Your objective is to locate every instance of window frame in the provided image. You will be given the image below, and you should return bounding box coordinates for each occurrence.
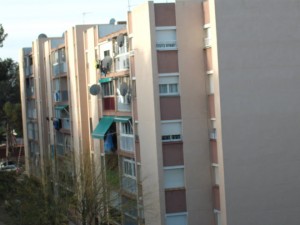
[122,158,136,179]
[158,73,180,96]
[165,212,188,225]
[161,120,182,142]
[101,81,114,97]
[163,166,185,189]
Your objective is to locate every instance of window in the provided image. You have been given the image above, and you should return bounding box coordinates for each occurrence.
[164,166,185,189]
[102,81,114,96]
[214,210,221,225]
[122,158,136,178]
[210,119,217,140]
[156,28,177,50]
[120,122,133,135]
[161,120,182,142]
[165,213,187,225]
[212,164,219,185]
[119,122,134,152]
[122,158,137,193]
[159,75,179,96]
[204,27,212,48]
[104,50,110,57]
[208,73,214,94]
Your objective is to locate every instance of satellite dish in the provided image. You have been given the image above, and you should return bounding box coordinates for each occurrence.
[119,82,128,96]
[109,18,116,25]
[89,84,101,95]
[38,33,47,39]
[117,34,124,47]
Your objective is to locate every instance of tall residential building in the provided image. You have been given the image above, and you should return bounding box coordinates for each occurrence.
[203,0,300,224]
[19,1,300,225]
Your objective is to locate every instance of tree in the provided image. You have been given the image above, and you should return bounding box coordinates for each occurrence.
[0,58,22,147]
[71,152,123,225]
[3,172,71,225]
[3,151,143,225]
[0,24,7,47]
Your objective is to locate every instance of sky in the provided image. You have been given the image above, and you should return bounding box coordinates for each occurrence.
[0,0,174,61]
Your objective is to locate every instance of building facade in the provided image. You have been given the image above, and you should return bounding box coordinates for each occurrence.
[19,1,300,225]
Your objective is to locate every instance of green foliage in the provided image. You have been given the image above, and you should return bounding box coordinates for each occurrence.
[0,172,18,200]
[0,58,22,143]
[2,173,70,225]
[0,24,7,47]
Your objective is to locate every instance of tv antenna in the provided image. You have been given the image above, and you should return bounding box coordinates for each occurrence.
[82,12,92,24]
[128,0,131,11]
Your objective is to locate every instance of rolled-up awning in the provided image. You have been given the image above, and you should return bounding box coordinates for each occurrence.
[92,116,114,139]
[54,105,68,111]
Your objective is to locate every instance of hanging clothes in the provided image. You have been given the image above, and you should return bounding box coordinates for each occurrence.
[104,132,115,153]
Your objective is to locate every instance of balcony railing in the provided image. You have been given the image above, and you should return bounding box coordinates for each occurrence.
[210,128,217,140]
[204,37,212,48]
[117,95,131,112]
[25,66,33,77]
[61,118,71,130]
[27,109,37,119]
[156,40,177,50]
[122,176,137,194]
[115,54,129,71]
[53,62,67,76]
[120,135,134,152]
[26,87,35,97]
[53,90,68,102]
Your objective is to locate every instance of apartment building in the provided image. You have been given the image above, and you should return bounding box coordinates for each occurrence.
[19,1,300,225]
[19,25,95,183]
[82,2,214,225]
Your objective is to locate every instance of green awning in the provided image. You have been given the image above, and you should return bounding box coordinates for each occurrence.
[92,116,114,139]
[54,105,68,111]
[99,77,112,83]
[114,116,131,123]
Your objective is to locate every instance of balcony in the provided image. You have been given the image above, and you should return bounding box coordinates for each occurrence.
[27,109,37,119]
[61,118,71,130]
[26,87,35,98]
[156,40,177,50]
[53,90,68,102]
[53,62,67,76]
[210,128,217,140]
[115,54,129,72]
[119,135,134,152]
[122,176,137,194]
[117,95,131,112]
[25,65,33,77]
[204,37,212,48]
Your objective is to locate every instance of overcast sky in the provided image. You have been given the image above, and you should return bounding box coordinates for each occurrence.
[0,0,174,61]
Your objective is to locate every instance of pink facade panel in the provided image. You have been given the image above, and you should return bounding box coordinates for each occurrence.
[165,189,187,213]
[154,3,176,27]
[210,140,218,164]
[163,142,184,166]
[128,12,132,34]
[209,94,215,118]
[157,51,179,73]
[205,48,213,71]
[213,186,220,210]
[203,1,210,25]
[160,96,181,120]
